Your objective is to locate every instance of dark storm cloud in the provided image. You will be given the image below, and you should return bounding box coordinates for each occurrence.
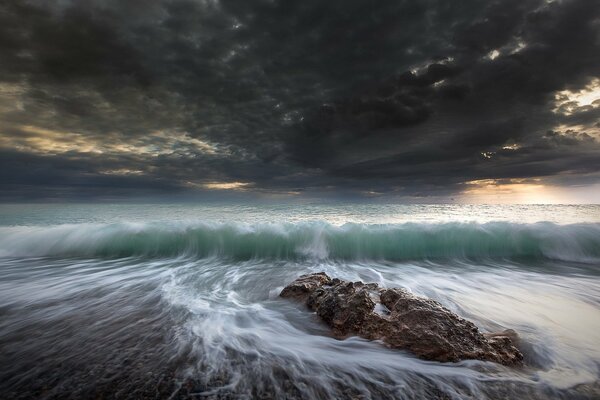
[0,0,598,200]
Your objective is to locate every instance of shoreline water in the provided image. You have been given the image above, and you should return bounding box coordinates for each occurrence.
[0,204,599,399]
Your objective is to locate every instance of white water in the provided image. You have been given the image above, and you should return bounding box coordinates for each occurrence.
[0,204,599,399]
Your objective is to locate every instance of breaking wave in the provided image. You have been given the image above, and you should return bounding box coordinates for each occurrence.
[1,221,599,262]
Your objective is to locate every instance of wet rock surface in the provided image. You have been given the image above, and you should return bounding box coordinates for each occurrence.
[281,272,523,365]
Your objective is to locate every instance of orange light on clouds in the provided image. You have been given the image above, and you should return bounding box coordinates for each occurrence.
[184,181,252,191]
[459,179,600,204]
[0,125,220,157]
[202,181,251,190]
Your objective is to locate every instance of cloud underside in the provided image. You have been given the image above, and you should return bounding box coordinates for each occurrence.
[0,0,599,202]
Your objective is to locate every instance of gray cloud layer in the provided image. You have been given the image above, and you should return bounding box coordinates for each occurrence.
[0,0,599,201]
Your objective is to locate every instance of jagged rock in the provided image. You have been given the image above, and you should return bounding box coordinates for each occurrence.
[281,273,523,365]
[279,272,332,299]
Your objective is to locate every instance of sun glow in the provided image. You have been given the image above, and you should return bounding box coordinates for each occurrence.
[458,178,594,204]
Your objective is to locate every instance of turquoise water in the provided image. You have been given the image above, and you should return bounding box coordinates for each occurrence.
[1,203,599,225]
[1,204,599,399]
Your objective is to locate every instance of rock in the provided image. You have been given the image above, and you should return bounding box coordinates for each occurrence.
[280,272,332,300]
[281,273,523,365]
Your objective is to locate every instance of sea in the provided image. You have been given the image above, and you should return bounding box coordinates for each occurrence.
[0,203,599,399]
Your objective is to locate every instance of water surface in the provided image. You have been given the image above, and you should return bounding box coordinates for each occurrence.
[1,204,599,399]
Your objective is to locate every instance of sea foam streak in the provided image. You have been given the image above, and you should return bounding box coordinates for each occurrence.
[0,221,599,262]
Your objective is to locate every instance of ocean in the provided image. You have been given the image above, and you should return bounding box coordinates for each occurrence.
[0,203,599,399]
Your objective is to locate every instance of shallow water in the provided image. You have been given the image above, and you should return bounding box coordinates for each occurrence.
[0,204,599,399]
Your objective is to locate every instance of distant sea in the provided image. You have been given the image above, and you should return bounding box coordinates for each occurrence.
[1,203,599,399]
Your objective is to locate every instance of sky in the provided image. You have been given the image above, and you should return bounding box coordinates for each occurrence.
[0,0,599,203]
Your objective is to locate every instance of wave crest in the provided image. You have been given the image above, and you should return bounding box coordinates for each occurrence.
[0,221,599,262]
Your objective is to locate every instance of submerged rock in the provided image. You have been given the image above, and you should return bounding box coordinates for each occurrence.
[281,273,523,365]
